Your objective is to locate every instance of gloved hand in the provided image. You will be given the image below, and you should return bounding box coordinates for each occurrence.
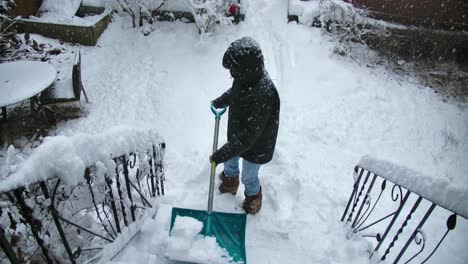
[210,152,221,164]
[211,100,222,109]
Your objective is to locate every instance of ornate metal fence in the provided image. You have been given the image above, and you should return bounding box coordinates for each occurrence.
[342,161,466,263]
[0,141,166,264]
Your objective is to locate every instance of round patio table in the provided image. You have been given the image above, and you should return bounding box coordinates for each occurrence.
[0,61,57,120]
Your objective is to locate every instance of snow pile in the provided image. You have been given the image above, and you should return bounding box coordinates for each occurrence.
[97,205,160,263]
[39,0,82,18]
[319,0,365,26]
[25,0,108,26]
[0,146,24,181]
[83,0,111,7]
[83,0,191,12]
[167,216,233,264]
[162,0,193,13]
[27,11,107,26]
[28,13,106,26]
[288,0,320,25]
[359,156,468,219]
[0,126,164,193]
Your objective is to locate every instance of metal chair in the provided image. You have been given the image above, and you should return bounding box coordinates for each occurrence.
[40,50,89,105]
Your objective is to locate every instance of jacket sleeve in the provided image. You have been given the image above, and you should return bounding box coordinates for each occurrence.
[212,88,232,108]
[211,94,273,164]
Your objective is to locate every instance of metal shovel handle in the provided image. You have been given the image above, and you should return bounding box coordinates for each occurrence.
[208,103,226,213]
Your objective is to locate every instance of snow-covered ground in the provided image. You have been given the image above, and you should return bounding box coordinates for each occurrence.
[19,0,467,263]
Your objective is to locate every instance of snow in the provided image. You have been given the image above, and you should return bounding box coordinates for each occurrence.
[0,61,56,107]
[2,0,468,263]
[96,205,160,263]
[27,13,106,26]
[162,0,193,13]
[39,0,82,18]
[22,0,108,26]
[167,216,233,263]
[0,126,163,193]
[288,0,320,25]
[226,36,261,56]
[51,78,76,98]
[358,156,468,219]
[64,0,468,261]
[83,0,110,7]
[83,0,194,12]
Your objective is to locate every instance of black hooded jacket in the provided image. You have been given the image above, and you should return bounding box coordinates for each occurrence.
[211,37,280,165]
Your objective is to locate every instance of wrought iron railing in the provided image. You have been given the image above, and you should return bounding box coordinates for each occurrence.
[342,158,467,263]
[0,132,166,264]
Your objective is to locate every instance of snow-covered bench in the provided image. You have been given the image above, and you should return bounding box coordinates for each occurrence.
[0,127,166,263]
[342,156,467,263]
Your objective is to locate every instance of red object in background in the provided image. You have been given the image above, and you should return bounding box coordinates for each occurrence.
[229,4,237,15]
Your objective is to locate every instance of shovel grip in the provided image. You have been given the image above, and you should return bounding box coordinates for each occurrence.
[211,103,226,119]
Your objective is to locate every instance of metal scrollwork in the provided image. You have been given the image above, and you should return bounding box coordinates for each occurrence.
[354,195,372,231]
[381,197,423,261]
[342,166,461,264]
[420,214,457,263]
[354,179,387,232]
[347,171,371,224]
[392,184,403,203]
[129,153,137,169]
[403,229,426,264]
[358,182,407,234]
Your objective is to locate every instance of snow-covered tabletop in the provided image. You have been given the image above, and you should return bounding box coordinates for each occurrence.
[0,61,57,107]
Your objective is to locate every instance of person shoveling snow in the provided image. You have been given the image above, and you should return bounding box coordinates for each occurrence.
[167,216,236,264]
[169,37,279,263]
[211,37,281,215]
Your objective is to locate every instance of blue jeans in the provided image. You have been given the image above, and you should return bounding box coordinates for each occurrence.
[223,156,261,196]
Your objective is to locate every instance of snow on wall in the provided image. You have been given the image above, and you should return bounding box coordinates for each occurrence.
[83,0,111,7]
[26,0,111,26]
[161,0,193,12]
[83,0,193,12]
[358,156,468,219]
[0,126,164,194]
[27,13,107,26]
[288,0,320,25]
[39,0,82,18]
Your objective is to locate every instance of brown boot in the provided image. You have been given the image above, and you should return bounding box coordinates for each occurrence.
[219,172,239,195]
[242,188,262,215]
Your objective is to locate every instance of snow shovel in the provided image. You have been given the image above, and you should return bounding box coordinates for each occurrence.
[170,104,247,263]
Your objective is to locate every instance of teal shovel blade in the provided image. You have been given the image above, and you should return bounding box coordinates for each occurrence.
[170,207,247,263]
